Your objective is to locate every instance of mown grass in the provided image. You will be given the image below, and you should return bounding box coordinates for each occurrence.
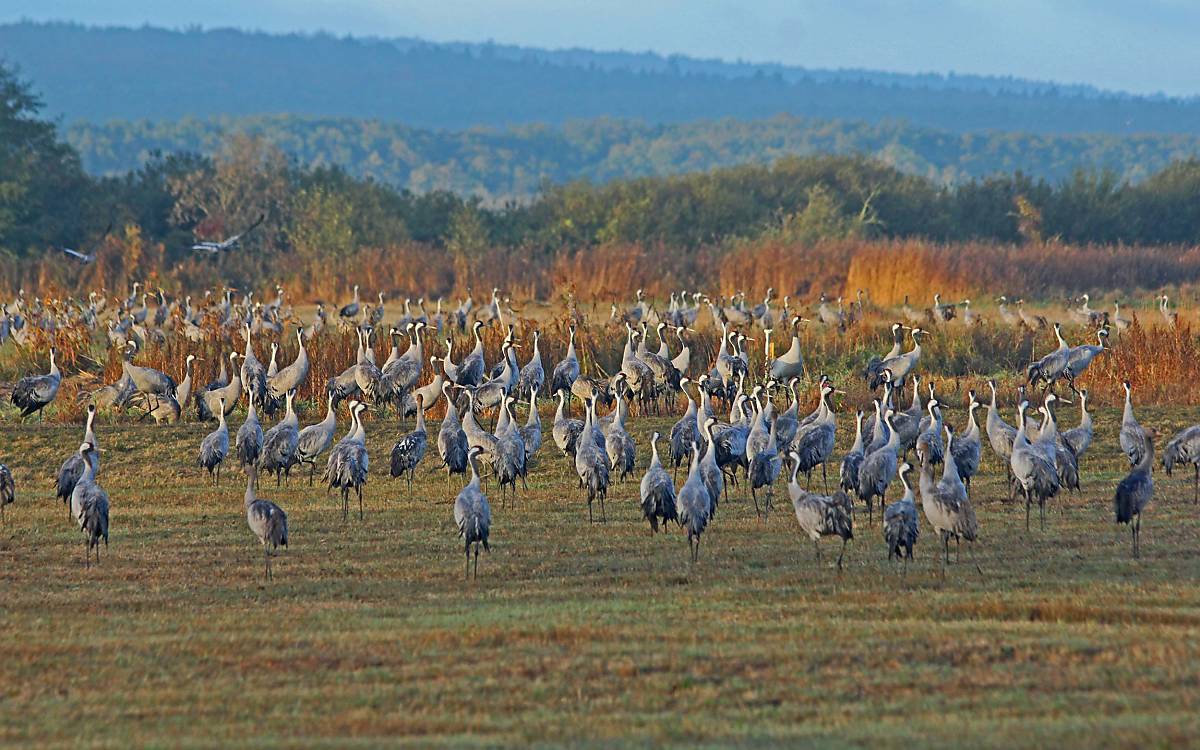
[2,398,1200,747]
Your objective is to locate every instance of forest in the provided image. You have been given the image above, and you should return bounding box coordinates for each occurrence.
[4,21,1200,135]
[66,114,1200,200]
[5,61,1200,299]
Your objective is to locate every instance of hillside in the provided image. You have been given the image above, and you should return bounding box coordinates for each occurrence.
[65,114,1200,200]
[4,21,1200,135]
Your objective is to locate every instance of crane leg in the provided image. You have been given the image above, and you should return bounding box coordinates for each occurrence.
[474,546,480,579]
[751,487,761,520]
[358,485,364,521]
[465,544,471,579]
[836,539,846,571]
[968,542,984,576]
[822,462,828,493]
[1024,489,1031,531]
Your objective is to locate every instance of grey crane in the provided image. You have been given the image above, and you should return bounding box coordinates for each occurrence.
[791,381,838,491]
[56,404,99,517]
[857,410,899,522]
[1026,323,1071,392]
[748,416,783,520]
[985,379,1019,499]
[772,377,801,452]
[0,462,13,524]
[744,387,774,460]
[491,395,527,501]
[268,328,309,400]
[457,320,487,387]
[697,417,725,517]
[235,393,264,469]
[917,428,982,576]
[1162,424,1200,504]
[839,410,866,497]
[997,296,1019,326]
[244,466,288,581]
[390,394,429,492]
[552,388,585,457]
[671,326,692,376]
[767,316,807,382]
[677,445,712,562]
[864,323,905,387]
[605,388,637,483]
[1120,381,1147,466]
[121,341,176,400]
[1065,328,1109,382]
[260,389,300,486]
[190,213,264,253]
[437,382,470,486]
[883,462,920,572]
[70,443,109,568]
[198,398,230,485]
[239,323,268,407]
[1111,302,1131,332]
[915,396,945,467]
[399,356,446,418]
[640,432,679,533]
[454,446,492,578]
[353,328,384,404]
[175,354,198,413]
[198,353,241,420]
[11,346,61,418]
[296,394,338,485]
[382,322,427,410]
[516,329,545,398]
[458,389,499,466]
[324,400,370,521]
[1115,428,1157,558]
[1158,294,1177,328]
[1037,394,1079,496]
[886,375,924,456]
[669,379,700,478]
[266,342,279,379]
[1010,401,1060,531]
[519,390,542,470]
[551,325,580,395]
[575,398,612,523]
[87,372,135,413]
[339,284,361,321]
[950,395,983,495]
[1062,388,1093,459]
[869,328,925,391]
[788,452,854,570]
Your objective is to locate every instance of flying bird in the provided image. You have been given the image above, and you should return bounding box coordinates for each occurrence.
[55,221,112,265]
[190,214,266,253]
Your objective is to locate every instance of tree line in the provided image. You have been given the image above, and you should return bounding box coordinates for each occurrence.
[67,114,1200,202]
[6,21,1200,136]
[4,63,1200,290]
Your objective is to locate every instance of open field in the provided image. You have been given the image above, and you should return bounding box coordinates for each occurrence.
[3,400,1200,747]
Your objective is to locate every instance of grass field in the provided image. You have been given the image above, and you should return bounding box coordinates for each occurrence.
[3,398,1200,747]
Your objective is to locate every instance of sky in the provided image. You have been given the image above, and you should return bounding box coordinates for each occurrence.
[5,0,1196,97]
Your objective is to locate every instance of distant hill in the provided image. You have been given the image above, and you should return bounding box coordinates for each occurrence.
[4,21,1200,135]
[66,114,1200,200]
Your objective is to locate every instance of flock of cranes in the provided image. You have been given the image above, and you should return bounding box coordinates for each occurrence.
[0,284,1191,579]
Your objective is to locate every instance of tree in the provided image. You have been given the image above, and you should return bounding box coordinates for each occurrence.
[0,63,90,256]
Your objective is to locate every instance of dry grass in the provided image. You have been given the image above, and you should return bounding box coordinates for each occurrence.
[9,236,1200,311]
[2,399,1200,746]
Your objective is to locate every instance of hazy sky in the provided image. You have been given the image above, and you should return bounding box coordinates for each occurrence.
[5,0,1195,96]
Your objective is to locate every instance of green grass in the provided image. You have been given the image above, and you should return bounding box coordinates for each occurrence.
[2,402,1200,747]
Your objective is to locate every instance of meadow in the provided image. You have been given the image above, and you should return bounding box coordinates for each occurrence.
[3,395,1200,747]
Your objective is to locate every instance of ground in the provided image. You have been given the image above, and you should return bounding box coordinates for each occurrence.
[2,400,1199,747]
